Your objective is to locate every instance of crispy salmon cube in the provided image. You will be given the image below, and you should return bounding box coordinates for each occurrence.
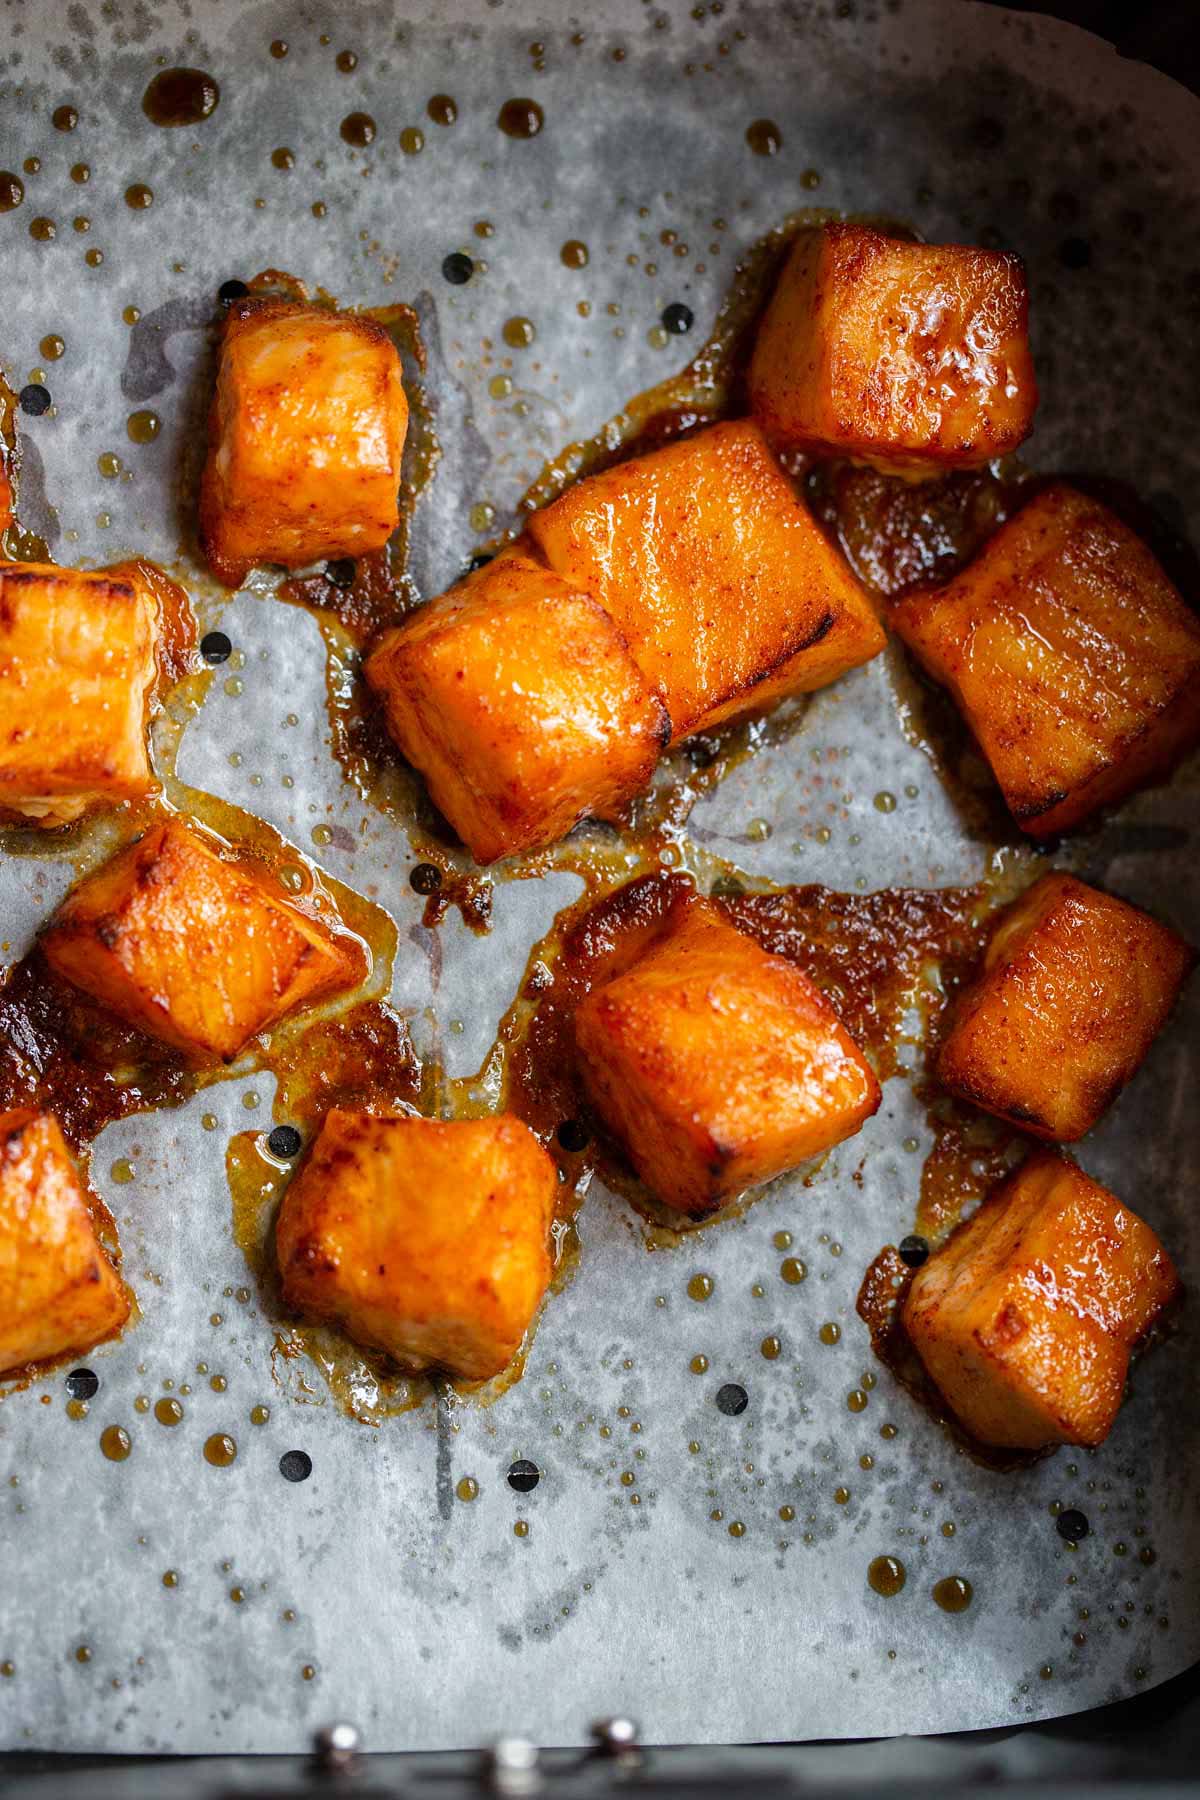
[893,485,1200,834]
[275,1111,556,1380]
[0,1108,129,1376]
[904,1150,1179,1448]
[41,817,363,1061]
[0,560,158,826]
[199,295,408,588]
[574,893,880,1215]
[364,547,668,863]
[526,419,884,740]
[939,873,1193,1141]
[748,223,1037,470]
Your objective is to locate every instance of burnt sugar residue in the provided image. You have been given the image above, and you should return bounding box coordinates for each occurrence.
[915,1098,1021,1244]
[142,68,221,128]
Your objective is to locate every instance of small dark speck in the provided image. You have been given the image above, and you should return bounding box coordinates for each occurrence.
[1056,1508,1090,1543]
[66,1369,99,1401]
[507,1458,540,1492]
[662,301,694,335]
[19,384,51,416]
[218,278,249,302]
[325,558,356,589]
[410,862,442,896]
[716,1383,748,1416]
[898,1235,929,1269]
[267,1125,303,1159]
[557,1119,590,1153]
[200,631,232,665]
[1058,237,1092,270]
[279,1450,313,1483]
[441,251,474,286]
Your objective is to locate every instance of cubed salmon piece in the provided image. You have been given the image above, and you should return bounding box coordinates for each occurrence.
[0,561,158,826]
[364,547,668,863]
[526,419,884,740]
[939,873,1193,1140]
[893,485,1200,834]
[275,1111,556,1380]
[0,1108,129,1376]
[748,223,1037,470]
[41,817,364,1061]
[903,1150,1179,1448]
[199,295,408,587]
[574,893,880,1215]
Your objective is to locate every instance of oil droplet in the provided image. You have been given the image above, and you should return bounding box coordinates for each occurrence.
[311,201,328,219]
[270,39,288,59]
[687,1273,713,1302]
[941,1521,956,1538]
[847,1389,868,1413]
[819,1322,841,1345]
[780,1257,807,1285]
[335,49,358,73]
[97,453,122,480]
[860,1452,875,1471]
[513,1520,530,1539]
[40,334,65,361]
[868,1555,906,1597]
[126,409,160,445]
[728,1520,746,1538]
[779,1505,795,1522]
[428,94,458,126]
[301,1664,316,1681]
[932,1575,973,1613]
[874,791,897,813]
[203,1433,237,1467]
[85,248,103,266]
[271,147,295,170]
[66,1398,89,1421]
[229,1586,245,1604]
[124,183,153,210]
[399,128,424,156]
[340,112,376,147]
[123,304,141,326]
[760,1336,782,1361]
[502,315,536,348]
[834,1486,851,1505]
[561,238,589,268]
[0,173,24,212]
[1,1661,14,1677]
[689,1354,709,1374]
[154,1398,183,1427]
[110,1158,135,1185]
[620,1470,635,1487]
[209,1375,227,1393]
[30,217,56,242]
[746,118,782,156]
[71,163,90,186]
[134,1395,150,1414]
[162,1569,178,1588]
[23,157,40,175]
[469,501,496,533]
[53,104,79,131]
[142,68,220,128]
[201,1113,219,1132]
[456,1476,478,1502]
[880,1422,898,1440]
[489,374,513,400]
[773,1231,793,1250]
[801,168,822,190]
[99,1425,131,1462]
[250,1405,270,1426]
[498,97,544,138]
[75,1645,92,1664]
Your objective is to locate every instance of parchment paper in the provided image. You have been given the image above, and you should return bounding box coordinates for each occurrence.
[0,0,1197,1753]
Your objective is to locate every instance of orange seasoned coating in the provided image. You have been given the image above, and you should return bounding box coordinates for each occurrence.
[41,817,364,1062]
[0,1108,129,1376]
[526,419,884,739]
[275,1111,556,1381]
[199,295,408,587]
[748,223,1036,470]
[893,485,1200,835]
[364,547,668,864]
[0,560,158,826]
[575,894,880,1216]
[904,1150,1180,1449]
[939,873,1193,1141]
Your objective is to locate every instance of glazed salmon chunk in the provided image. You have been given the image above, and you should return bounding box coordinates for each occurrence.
[939,873,1193,1141]
[893,485,1200,835]
[275,1112,556,1380]
[748,223,1037,469]
[575,893,880,1216]
[0,1108,129,1376]
[364,547,668,863]
[0,561,158,826]
[904,1150,1179,1449]
[199,295,408,587]
[41,817,364,1061]
[526,419,885,740]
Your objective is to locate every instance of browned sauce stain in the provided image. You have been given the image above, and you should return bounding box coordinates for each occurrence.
[142,68,220,128]
[497,98,544,139]
[915,1100,1020,1243]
